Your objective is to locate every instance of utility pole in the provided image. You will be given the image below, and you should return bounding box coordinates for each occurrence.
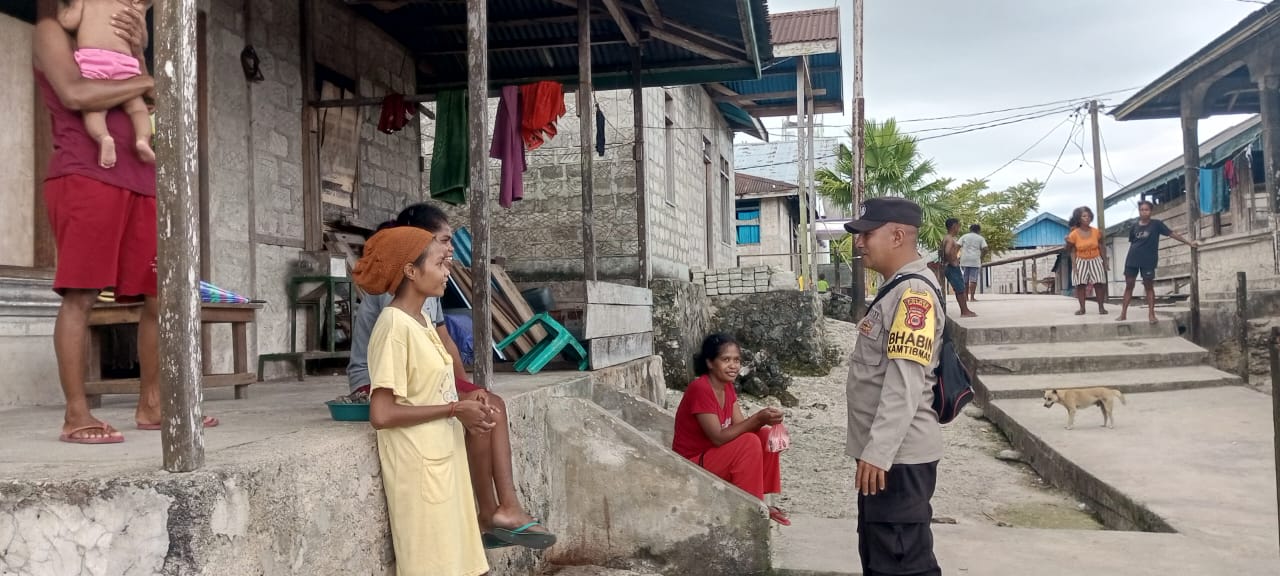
[850,0,867,320]
[1090,102,1111,284]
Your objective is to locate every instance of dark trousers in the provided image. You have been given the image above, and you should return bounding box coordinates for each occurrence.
[856,461,941,576]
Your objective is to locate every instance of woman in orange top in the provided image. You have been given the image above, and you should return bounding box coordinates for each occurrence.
[1064,206,1108,315]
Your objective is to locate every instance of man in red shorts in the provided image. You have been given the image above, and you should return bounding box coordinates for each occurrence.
[34,0,217,443]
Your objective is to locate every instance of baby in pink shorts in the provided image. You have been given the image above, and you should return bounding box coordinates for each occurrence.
[58,0,155,169]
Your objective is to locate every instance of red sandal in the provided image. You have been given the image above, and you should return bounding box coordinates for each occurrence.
[769,506,791,526]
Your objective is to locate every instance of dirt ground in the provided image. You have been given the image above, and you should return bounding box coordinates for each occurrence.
[666,318,1102,530]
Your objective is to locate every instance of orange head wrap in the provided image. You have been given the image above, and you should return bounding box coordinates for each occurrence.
[352,226,435,296]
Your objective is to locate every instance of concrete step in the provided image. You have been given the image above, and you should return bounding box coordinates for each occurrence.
[967,337,1208,375]
[953,316,1178,346]
[987,388,1279,559]
[771,515,1279,575]
[978,366,1242,400]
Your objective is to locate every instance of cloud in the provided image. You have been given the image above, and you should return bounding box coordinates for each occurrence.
[752,0,1261,227]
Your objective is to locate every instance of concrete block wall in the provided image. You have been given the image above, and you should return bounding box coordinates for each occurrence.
[200,0,424,380]
[421,85,736,283]
[985,249,1060,294]
[735,196,796,272]
[691,265,797,297]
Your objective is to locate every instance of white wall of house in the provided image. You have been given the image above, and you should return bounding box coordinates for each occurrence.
[0,0,426,403]
[421,85,738,283]
[736,195,795,270]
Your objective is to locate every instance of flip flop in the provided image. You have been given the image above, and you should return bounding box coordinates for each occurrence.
[137,416,220,430]
[490,520,557,549]
[769,506,791,526]
[59,424,124,445]
[481,533,515,550]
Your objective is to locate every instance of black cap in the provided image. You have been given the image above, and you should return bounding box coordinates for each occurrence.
[843,197,924,233]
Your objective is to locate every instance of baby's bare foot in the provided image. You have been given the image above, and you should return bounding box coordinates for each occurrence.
[99,136,117,169]
[136,140,156,164]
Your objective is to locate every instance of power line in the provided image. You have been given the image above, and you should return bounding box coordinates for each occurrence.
[980,113,1078,181]
[894,87,1143,124]
[1042,114,1084,188]
[1098,125,1126,187]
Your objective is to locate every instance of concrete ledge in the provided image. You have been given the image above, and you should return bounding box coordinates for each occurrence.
[542,398,770,576]
[977,366,1241,401]
[2,356,777,576]
[592,386,675,447]
[991,389,1279,558]
[966,338,1207,375]
[982,399,1175,534]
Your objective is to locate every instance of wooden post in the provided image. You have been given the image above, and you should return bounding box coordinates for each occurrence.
[850,0,867,320]
[795,62,810,291]
[1021,260,1028,294]
[1238,272,1249,380]
[467,0,493,390]
[1031,258,1038,295]
[1269,327,1280,555]
[579,0,598,281]
[1255,72,1280,274]
[155,0,205,472]
[1089,101,1110,286]
[632,48,651,287]
[1181,93,1203,344]
[806,93,819,289]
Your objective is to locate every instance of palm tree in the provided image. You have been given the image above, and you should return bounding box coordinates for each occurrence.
[816,119,952,249]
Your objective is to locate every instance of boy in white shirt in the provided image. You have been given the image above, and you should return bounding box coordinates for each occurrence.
[957,224,988,302]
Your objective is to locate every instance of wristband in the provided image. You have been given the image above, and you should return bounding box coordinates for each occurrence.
[448,402,458,419]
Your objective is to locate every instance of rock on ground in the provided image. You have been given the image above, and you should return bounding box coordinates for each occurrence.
[667,318,1102,530]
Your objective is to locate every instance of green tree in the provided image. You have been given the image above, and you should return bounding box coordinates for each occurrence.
[938,178,1044,257]
[815,119,953,248]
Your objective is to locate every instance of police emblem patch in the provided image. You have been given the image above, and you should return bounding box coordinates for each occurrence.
[902,295,932,330]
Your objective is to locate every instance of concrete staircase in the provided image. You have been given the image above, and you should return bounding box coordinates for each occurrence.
[953,315,1241,405]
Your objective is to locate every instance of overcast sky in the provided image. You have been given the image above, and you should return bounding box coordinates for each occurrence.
[753,0,1263,226]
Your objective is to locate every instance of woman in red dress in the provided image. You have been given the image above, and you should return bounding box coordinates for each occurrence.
[671,334,790,525]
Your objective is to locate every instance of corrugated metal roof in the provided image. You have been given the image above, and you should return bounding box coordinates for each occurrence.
[1112,3,1280,121]
[1103,115,1261,209]
[736,173,798,197]
[719,7,844,119]
[735,138,840,185]
[348,0,773,94]
[769,7,839,44]
[1012,213,1071,249]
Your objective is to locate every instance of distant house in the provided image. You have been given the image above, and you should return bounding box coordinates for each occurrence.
[1012,213,1071,249]
[735,173,800,270]
[985,212,1072,295]
[734,138,840,270]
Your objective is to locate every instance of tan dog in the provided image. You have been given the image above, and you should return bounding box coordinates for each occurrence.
[1043,387,1126,430]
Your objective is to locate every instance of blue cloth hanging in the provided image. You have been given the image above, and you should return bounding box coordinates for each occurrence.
[1199,168,1216,215]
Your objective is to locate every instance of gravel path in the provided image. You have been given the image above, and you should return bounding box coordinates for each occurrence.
[667,318,1102,530]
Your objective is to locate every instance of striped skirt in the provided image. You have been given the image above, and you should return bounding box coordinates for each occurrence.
[1074,256,1106,286]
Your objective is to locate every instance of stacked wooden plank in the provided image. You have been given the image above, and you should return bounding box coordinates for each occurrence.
[520,281,654,370]
[448,262,547,362]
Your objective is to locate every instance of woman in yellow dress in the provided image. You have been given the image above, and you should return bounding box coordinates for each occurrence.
[353,225,498,576]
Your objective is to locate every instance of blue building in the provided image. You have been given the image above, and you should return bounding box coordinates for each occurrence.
[1012,213,1071,249]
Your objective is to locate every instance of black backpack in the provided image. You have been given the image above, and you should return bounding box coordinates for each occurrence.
[868,273,975,425]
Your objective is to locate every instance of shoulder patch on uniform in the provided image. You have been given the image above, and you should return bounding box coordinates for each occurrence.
[887,288,936,365]
[858,309,882,337]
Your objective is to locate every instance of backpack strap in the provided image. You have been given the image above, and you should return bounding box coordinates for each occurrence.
[869,273,946,314]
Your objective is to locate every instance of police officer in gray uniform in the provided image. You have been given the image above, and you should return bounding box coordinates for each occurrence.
[844,197,944,576]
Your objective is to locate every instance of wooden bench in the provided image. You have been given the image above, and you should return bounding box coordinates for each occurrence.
[86,302,261,407]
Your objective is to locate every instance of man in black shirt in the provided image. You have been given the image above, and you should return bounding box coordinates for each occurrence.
[1118,200,1197,323]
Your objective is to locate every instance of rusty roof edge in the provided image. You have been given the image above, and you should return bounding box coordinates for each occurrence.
[1112,3,1280,121]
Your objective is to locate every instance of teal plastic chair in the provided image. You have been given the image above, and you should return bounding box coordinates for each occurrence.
[497,312,589,374]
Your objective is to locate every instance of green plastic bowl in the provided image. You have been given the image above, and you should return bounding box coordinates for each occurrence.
[326,400,370,422]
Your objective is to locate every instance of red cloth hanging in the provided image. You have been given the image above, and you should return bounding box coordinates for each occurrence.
[520,81,566,150]
[377,93,417,134]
